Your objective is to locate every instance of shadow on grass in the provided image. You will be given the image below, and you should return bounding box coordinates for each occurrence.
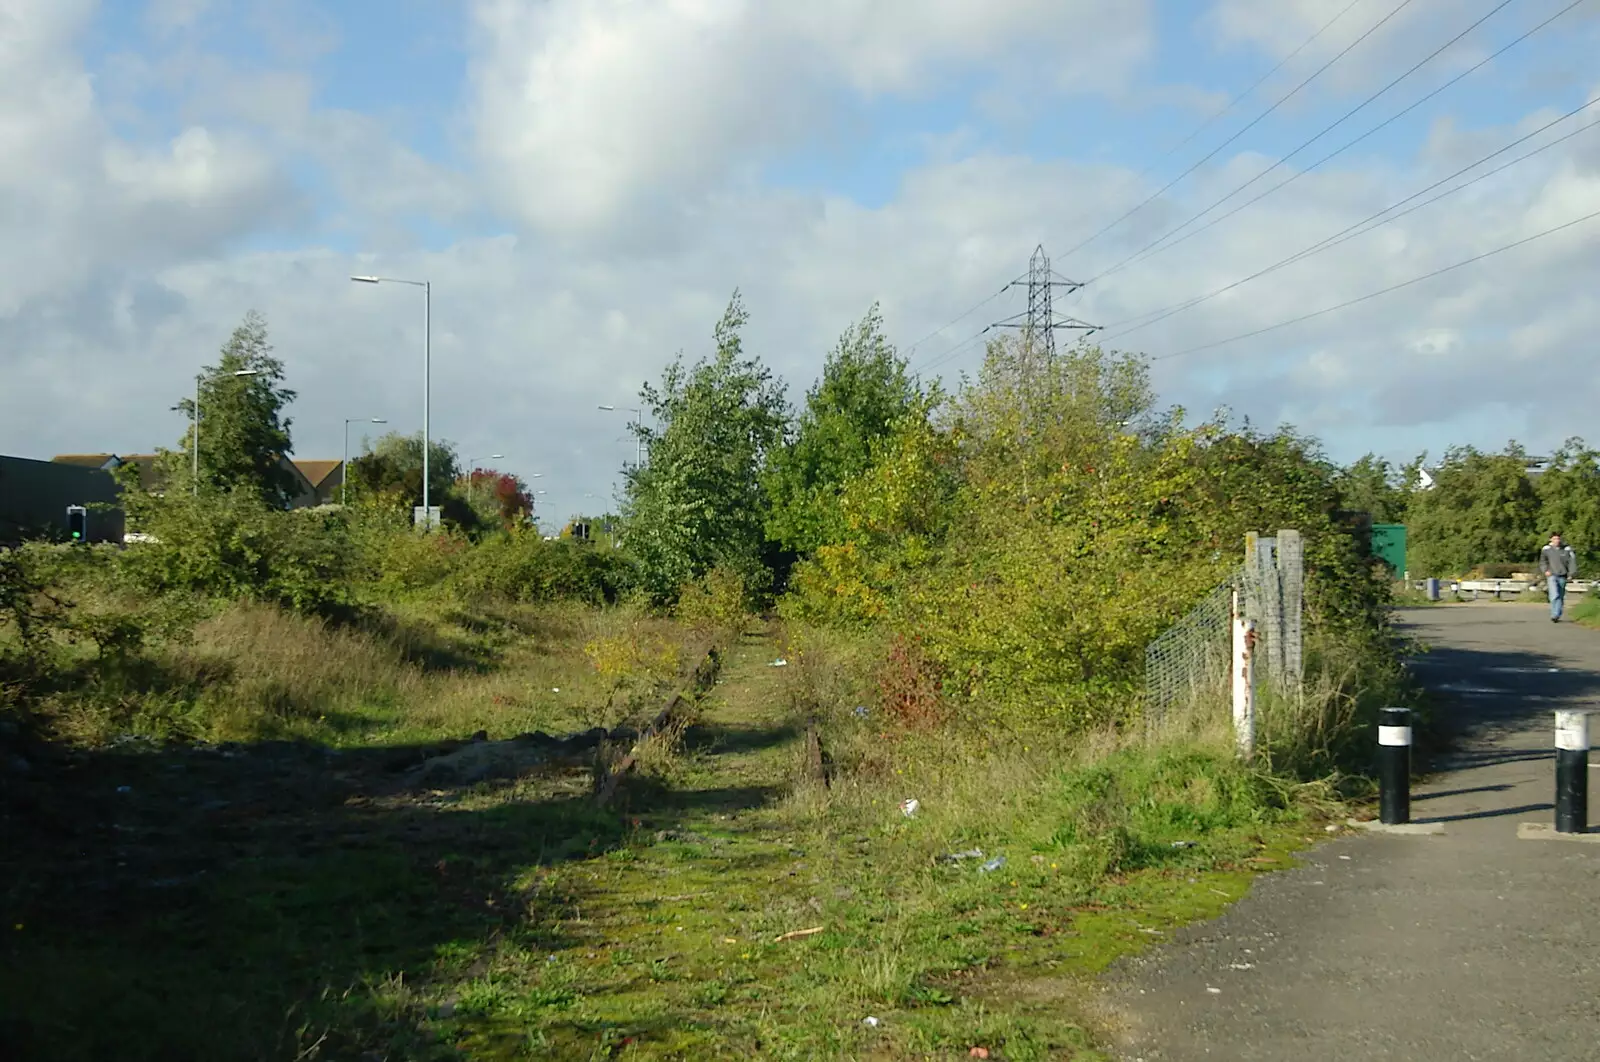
[681,720,801,756]
[0,730,782,1062]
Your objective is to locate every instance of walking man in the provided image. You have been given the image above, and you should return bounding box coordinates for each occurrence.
[1539,531,1578,622]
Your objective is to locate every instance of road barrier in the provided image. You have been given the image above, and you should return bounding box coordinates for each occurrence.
[1378,707,1412,825]
[1554,710,1589,835]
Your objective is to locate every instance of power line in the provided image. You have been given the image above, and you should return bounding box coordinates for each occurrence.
[918,322,999,375]
[1100,93,1600,340]
[1152,205,1600,361]
[1057,0,1367,251]
[1062,0,1417,259]
[1093,0,1583,285]
[904,285,1011,360]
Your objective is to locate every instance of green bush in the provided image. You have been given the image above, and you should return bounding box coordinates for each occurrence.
[779,338,1400,742]
[119,489,361,618]
[446,530,638,606]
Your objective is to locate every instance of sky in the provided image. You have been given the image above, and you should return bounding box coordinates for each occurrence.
[4,0,1600,528]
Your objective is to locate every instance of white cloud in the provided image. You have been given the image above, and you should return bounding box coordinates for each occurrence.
[467,0,1154,242]
[5,0,1600,530]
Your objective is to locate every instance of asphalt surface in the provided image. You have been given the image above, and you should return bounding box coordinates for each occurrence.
[1106,603,1600,1061]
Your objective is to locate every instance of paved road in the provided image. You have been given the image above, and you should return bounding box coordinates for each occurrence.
[1106,603,1600,1061]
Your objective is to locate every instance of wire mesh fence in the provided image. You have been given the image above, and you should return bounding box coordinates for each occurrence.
[1143,530,1305,729]
[1142,572,1239,726]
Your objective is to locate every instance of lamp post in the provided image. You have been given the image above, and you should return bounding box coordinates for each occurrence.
[343,418,387,505]
[193,368,260,495]
[598,405,644,466]
[351,274,431,528]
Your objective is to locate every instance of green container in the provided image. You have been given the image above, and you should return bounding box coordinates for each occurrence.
[1371,523,1407,575]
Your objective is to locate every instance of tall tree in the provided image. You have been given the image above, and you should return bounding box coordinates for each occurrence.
[170,311,298,506]
[458,467,534,530]
[346,431,462,510]
[1535,436,1600,556]
[622,291,789,603]
[1334,453,1408,523]
[762,303,924,554]
[1405,444,1540,575]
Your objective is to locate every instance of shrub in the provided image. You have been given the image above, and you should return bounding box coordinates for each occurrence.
[448,531,638,605]
[674,565,752,634]
[875,633,944,727]
[120,490,361,618]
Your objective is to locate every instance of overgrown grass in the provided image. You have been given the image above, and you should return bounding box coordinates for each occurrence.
[3,612,1349,1061]
[8,574,693,748]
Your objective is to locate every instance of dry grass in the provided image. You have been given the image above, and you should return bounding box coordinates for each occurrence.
[38,598,707,749]
[187,604,423,739]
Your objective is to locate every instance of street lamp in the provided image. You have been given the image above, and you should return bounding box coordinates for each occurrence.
[352,274,432,528]
[598,404,644,466]
[193,368,259,495]
[342,418,387,505]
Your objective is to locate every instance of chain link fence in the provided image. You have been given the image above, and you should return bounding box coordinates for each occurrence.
[1143,531,1304,728]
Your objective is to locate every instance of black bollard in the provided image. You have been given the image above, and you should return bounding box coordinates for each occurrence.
[1554,710,1590,835]
[1378,707,1412,825]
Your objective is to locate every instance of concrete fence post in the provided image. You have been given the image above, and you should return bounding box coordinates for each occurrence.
[1555,710,1590,835]
[1278,529,1304,688]
[1378,707,1412,825]
[1232,588,1256,759]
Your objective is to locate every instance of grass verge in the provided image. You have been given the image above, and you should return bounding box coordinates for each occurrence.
[1570,594,1600,629]
[3,613,1345,1061]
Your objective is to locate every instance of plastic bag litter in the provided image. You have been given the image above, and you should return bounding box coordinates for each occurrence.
[935,848,985,864]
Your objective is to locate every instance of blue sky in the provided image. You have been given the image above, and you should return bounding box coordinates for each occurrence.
[4,0,1600,522]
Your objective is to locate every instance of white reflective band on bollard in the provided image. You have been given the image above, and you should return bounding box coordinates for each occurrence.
[1378,726,1413,747]
[1555,712,1590,752]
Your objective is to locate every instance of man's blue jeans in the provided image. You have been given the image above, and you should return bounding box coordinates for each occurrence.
[1549,575,1567,619]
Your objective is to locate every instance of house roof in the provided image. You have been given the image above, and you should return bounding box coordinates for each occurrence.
[52,453,119,468]
[291,459,342,489]
[53,453,163,489]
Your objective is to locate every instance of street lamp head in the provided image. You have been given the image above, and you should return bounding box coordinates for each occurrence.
[232,370,259,377]
[597,404,616,411]
[350,275,381,283]
[371,418,387,423]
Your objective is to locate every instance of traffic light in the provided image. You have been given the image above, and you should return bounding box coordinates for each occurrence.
[66,505,87,543]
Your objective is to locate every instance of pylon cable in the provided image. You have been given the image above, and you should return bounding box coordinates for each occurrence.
[905,285,1011,360]
[1101,94,1600,340]
[919,323,1000,375]
[1062,0,1418,259]
[1152,205,1600,361]
[1093,0,1582,286]
[1057,0,1367,251]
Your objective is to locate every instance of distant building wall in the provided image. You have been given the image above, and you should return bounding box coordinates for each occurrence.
[0,455,125,544]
